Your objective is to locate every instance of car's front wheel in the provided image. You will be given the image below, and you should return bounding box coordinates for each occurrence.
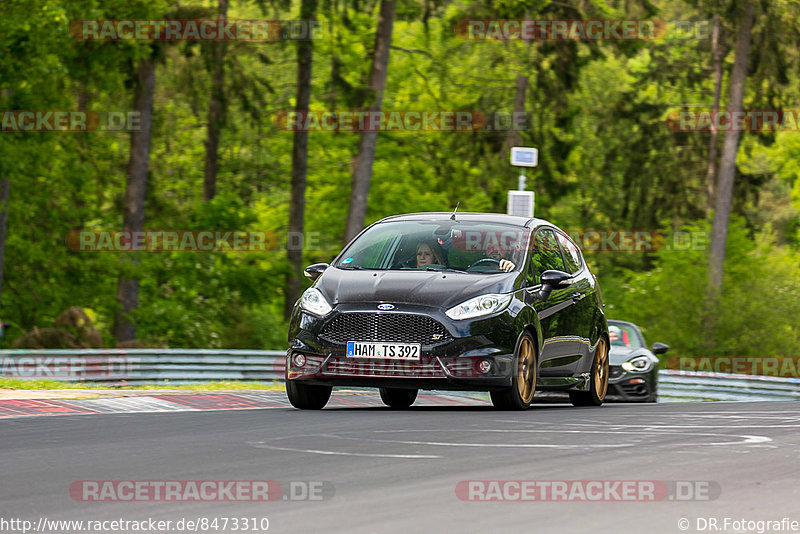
[491,332,537,410]
[286,380,332,409]
[379,388,418,409]
[570,337,609,407]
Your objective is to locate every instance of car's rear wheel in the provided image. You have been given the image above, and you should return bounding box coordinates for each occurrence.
[379,388,418,409]
[491,332,537,410]
[570,337,609,407]
[286,380,332,410]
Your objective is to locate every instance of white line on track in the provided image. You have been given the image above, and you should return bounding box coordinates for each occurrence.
[249,442,441,459]
[368,428,772,447]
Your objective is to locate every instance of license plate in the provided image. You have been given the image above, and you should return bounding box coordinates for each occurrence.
[346,341,421,360]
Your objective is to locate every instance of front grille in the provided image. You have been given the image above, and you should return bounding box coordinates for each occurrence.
[323,358,446,378]
[609,366,623,379]
[319,313,452,345]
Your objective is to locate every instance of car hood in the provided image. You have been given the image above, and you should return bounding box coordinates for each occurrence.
[317,267,518,309]
[609,346,653,366]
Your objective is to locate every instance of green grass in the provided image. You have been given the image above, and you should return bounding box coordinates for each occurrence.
[0,378,285,391]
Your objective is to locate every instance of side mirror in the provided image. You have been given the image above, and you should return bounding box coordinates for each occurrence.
[540,270,572,286]
[535,269,572,300]
[303,263,329,281]
[651,342,669,355]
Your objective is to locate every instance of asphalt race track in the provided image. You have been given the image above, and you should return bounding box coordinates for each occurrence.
[2,397,799,534]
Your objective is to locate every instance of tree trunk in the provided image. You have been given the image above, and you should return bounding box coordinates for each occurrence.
[705,14,723,215]
[708,2,754,294]
[114,58,156,343]
[343,0,395,244]
[0,178,9,314]
[507,75,528,150]
[285,0,318,320]
[203,0,228,202]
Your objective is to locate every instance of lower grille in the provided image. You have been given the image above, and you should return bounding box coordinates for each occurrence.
[323,358,446,378]
[319,312,452,345]
[620,382,649,396]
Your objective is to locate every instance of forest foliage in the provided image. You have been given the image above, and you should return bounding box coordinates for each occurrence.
[1,0,799,357]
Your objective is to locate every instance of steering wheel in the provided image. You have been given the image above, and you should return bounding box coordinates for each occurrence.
[468,258,500,270]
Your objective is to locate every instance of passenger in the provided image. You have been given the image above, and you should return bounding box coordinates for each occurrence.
[416,240,446,268]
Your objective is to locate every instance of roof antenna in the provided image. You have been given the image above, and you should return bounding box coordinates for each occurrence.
[450,201,460,220]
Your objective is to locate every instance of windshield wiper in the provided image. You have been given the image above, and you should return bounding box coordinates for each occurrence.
[337,265,364,270]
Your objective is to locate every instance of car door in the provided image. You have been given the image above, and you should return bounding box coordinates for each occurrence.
[554,230,593,365]
[525,228,577,376]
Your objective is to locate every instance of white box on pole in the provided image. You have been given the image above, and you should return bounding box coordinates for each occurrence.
[507,190,534,218]
[510,147,538,167]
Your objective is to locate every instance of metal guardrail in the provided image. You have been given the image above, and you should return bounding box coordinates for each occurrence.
[2,349,800,401]
[0,349,286,385]
[657,369,800,402]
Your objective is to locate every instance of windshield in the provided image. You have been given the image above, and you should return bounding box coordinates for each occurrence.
[608,322,644,349]
[335,220,528,274]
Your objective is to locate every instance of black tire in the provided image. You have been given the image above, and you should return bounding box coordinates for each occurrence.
[286,380,332,410]
[379,388,418,409]
[491,332,537,410]
[570,337,609,407]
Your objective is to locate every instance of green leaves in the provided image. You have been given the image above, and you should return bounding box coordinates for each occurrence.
[1,0,799,353]
[604,218,800,357]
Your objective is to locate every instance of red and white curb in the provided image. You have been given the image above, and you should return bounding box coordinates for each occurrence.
[0,391,491,418]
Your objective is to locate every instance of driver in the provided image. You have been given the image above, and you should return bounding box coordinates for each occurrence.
[609,325,629,346]
[485,244,516,272]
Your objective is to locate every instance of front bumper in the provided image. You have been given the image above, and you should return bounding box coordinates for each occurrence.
[287,304,519,391]
[287,352,513,390]
[606,365,656,401]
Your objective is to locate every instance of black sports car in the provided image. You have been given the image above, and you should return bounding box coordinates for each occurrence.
[607,319,669,402]
[286,212,610,410]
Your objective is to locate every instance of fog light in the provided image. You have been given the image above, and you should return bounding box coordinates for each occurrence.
[478,359,492,374]
[293,354,307,368]
[628,378,644,384]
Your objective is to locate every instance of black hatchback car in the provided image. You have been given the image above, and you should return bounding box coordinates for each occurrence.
[286,212,609,410]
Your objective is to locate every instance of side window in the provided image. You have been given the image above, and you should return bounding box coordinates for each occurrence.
[556,232,582,274]
[529,229,566,284]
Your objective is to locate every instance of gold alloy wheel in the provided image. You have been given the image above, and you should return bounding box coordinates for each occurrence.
[516,335,536,404]
[594,337,609,400]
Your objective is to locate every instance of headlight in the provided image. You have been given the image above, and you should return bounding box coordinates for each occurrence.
[622,356,653,372]
[300,287,332,316]
[445,294,512,320]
